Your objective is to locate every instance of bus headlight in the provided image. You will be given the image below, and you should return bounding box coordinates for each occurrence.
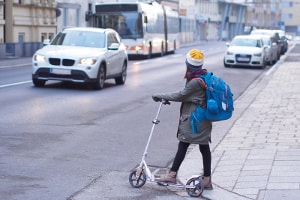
[135,46,142,51]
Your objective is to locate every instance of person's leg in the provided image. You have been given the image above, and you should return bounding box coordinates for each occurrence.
[199,144,213,189]
[155,141,189,183]
[170,141,190,172]
[199,144,211,176]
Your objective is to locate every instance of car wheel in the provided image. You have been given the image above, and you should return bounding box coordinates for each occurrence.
[275,53,279,62]
[32,78,46,87]
[261,58,266,69]
[268,57,273,66]
[223,59,230,68]
[115,61,127,85]
[92,64,106,90]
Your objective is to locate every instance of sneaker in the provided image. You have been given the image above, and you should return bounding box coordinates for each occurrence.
[155,170,177,184]
[201,176,213,190]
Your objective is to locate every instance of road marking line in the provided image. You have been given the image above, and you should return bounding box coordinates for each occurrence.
[133,60,149,65]
[0,63,31,69]
[0,80,32,88]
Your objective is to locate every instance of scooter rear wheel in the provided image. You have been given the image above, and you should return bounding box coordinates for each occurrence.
[185,176,204,197]
[129,168,146,188]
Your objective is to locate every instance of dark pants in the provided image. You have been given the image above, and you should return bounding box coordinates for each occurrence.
[170,141,211,176]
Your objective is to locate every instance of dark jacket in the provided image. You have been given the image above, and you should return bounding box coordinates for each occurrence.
[154,78,212,144]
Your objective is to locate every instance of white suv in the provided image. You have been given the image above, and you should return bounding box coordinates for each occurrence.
[32,27,128,90]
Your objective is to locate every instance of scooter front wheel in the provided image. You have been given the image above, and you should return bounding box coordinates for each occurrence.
[185,176,204,197]
[129,168,146,188]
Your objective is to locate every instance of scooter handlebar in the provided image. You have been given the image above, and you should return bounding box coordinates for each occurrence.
[161,99,170,105]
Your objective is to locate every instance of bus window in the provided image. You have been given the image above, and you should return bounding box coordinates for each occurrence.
[135,13,143,37]
[115,16,131,36]
[94,13,142,39]
[93,2,180,57]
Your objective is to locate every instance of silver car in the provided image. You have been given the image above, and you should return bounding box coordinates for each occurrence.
[259,35,279,65]
[32,27,128,90]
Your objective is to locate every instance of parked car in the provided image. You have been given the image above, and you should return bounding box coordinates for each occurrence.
[276,29,288,54]
[32,27,128,90]
[259,35,279,65]
[224,35,267,68]
[250,29,282,57]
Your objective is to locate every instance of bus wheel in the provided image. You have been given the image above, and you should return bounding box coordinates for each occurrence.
[161,42,164,57]
[172,41,176,54]
[147,43,152,59]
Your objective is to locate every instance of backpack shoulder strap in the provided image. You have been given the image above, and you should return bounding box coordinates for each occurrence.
[192,77,207,89]
[201,72,213,88]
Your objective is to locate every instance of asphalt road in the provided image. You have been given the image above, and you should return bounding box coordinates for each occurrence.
[0,41,267,199]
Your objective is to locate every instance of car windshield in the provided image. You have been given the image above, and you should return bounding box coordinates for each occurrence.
[231,38,262,48]
[261,38,270,46]
[51,30,106,48]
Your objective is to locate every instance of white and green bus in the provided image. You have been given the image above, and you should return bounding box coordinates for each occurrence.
[92,1,180,58]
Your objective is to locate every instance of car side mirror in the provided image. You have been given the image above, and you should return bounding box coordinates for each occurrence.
[43,39,50,46]
[144,16,148,24]
[226,42,230,47]
[108,43,120,50]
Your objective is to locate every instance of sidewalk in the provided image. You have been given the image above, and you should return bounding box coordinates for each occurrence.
[179,41,300,200]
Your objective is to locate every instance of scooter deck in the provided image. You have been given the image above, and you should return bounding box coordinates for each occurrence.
[156,181,195,189]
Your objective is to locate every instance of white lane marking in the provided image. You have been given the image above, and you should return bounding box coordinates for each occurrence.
[0,63,31,69]
[0,80,32,88]
[133,54,184,65]
[133,60,149,65]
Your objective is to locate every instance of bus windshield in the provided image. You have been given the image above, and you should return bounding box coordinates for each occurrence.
[94,12,143,39]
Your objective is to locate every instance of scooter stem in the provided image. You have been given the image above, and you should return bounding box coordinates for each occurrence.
[141,102,163,161]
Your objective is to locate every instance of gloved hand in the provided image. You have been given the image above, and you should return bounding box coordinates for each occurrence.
[152,95,162,102]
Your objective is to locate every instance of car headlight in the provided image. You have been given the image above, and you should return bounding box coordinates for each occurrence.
[79,58,97,65]
[34,54,46,62]
[253,53,262,57]
[226,51,233,55]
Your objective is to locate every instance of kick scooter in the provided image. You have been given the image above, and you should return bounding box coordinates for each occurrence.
[129,99,204,197]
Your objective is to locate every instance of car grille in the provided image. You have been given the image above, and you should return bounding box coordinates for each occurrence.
[49,58,75,66]
[235,54,251,63]
[49,58,60,65]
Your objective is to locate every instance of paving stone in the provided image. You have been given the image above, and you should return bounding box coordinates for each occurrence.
[266,183,299,190]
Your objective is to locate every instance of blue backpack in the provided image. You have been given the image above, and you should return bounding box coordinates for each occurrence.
[190,72,234,133]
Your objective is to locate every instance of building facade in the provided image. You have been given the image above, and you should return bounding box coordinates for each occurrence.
[1,0,299,59]
[0,0,57,58]
[244,0,281,31]
[281,0,300,38]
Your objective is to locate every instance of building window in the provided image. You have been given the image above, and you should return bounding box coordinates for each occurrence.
[282,1,293,7]
[282,13,293,20]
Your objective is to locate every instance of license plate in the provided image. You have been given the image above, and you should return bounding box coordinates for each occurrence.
[237,57,249,62]
[50,68,71,75]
